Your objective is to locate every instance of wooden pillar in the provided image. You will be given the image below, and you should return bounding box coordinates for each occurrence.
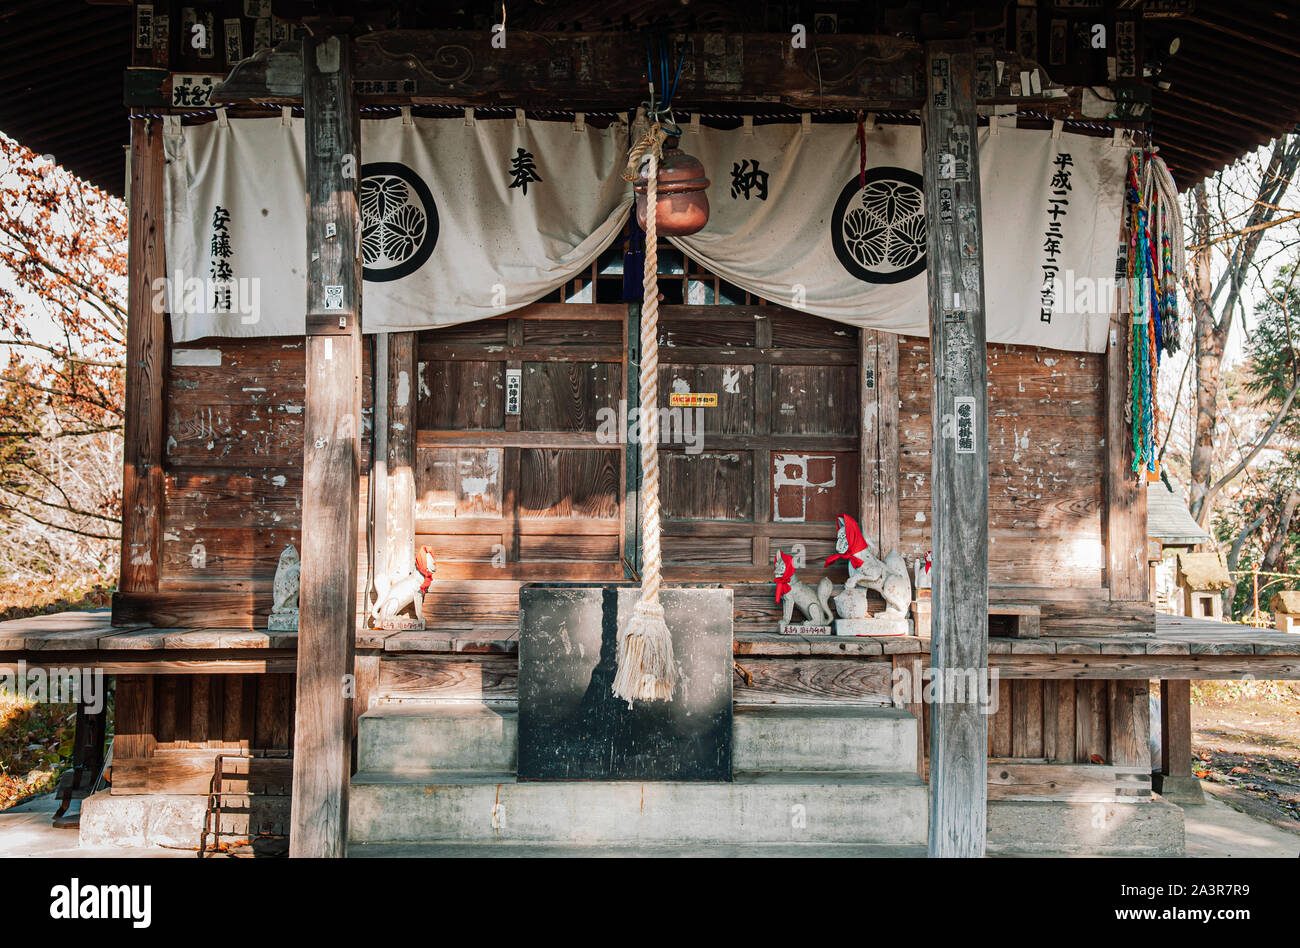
[386,332,416,581]
[115,116,167,614]
[371,333,389,592]
[291,24,361,858]
[1154,679,1206,804]
[1105,309,1149,603]
[859,330,900,554]
[921,38,989,858]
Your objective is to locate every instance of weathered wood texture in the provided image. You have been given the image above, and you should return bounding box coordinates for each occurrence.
[983,676,1149,771]
[898,340,1107,589]
[414,301,862,625]
[923,39,989,859]
[117,116,168,601]
[111,672,295,793]
[987,760,1151,802]
[1105,309,1150,602]
[860,331,901,554]
[214,29,1074,112]
[145,337,372,626]
[292,28,361,860]
[415,305,627,592]
[217,31,927,108]
[386,332,416,582]
[1158,678,1193,777]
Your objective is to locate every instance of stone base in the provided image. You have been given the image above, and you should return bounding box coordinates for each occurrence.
[370,616,426,631]
[835,617,910,637]
[987,798,1185,856]
[778,621,833,636]
[80,790,291,851]
[517,584,733,780]
[267,611,298,631]
[1152,773,1208,805]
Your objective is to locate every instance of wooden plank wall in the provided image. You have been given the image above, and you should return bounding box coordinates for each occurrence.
[116,337,373,627]
[409,303,1136,634]
[898,339,1107,591]
[411,303,863,631]
[985,677,1150,767]
[415,304,627,586]
[112,672,295,794]
[658,305,860,584]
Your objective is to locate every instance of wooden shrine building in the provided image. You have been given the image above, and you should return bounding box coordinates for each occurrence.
[4,0,1300,857]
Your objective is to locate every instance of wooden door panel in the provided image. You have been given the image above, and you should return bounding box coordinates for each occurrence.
[518,448,620,519]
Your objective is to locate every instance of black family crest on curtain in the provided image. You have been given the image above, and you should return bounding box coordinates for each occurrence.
[360,161,440,282]
[830,167,927,285]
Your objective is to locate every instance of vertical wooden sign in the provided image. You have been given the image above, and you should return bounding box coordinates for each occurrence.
[292,24,361,859]
[921,39,989,859]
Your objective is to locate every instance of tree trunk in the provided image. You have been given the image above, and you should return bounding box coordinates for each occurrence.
[1224,505,1270,617]
[1187,135,1300,527]
[1263,490,1300,572]
[1188,183,1221,526]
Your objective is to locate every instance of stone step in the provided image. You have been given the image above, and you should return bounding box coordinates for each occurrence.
[358,704,918,775]
[733,705,917,773]
[357,705,517,774]
[349,841,928,858]
[349,771,928,845]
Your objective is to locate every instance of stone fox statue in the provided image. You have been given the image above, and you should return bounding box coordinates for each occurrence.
[825,514,912,619]
[370,546,436,624]
[774,550,834,624]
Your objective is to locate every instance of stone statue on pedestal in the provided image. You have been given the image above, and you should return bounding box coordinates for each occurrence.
[773,550,834,634]
[369,546,435,630]
[824,514,913,636]
[268,545,300,631]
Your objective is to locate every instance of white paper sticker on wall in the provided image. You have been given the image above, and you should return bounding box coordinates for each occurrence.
[172,348,222,367]
[505,368,521,415]
[954,396,977,454]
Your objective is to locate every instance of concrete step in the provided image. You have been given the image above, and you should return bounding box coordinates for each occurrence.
[349,841,927,858]
[357,705,517,774]
[733,705,917,773]
[349,771,928,846]
[358,704,918,776]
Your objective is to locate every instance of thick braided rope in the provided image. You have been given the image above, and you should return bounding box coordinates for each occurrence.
[639,147,663,610]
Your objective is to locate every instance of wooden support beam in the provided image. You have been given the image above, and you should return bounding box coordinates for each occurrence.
[1107,678,1150,769]
[1153,678,1206,803]
[217,31,926,109]
[291,25,361,859]
[877,332,901,556]
[859,331,901,553]
[1105,314,1149,603]
[115,116,167,614]
[214,29,1065,111]
[922,38,989,859]
[370,333,389,604]
[386,332,416,581]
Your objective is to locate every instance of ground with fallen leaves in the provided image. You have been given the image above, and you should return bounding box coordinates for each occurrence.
[0,581,113,810]
[1191,681,1300,835]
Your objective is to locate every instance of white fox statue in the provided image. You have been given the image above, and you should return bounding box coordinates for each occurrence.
[826,513,912,620]
[370,546,436,627]
[774,550,834,625]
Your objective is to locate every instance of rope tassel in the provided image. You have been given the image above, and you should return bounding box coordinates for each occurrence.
[612,137,678,706]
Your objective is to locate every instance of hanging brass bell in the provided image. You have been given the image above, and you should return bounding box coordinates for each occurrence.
[634,136,710,236]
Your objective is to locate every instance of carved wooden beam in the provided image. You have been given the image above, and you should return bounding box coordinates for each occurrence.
[215,29,1068,110]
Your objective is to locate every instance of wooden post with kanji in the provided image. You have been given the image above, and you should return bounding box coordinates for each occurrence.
[921,37,990,859]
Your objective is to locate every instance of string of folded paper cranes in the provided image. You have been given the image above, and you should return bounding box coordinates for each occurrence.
[1126,147,1184,480]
